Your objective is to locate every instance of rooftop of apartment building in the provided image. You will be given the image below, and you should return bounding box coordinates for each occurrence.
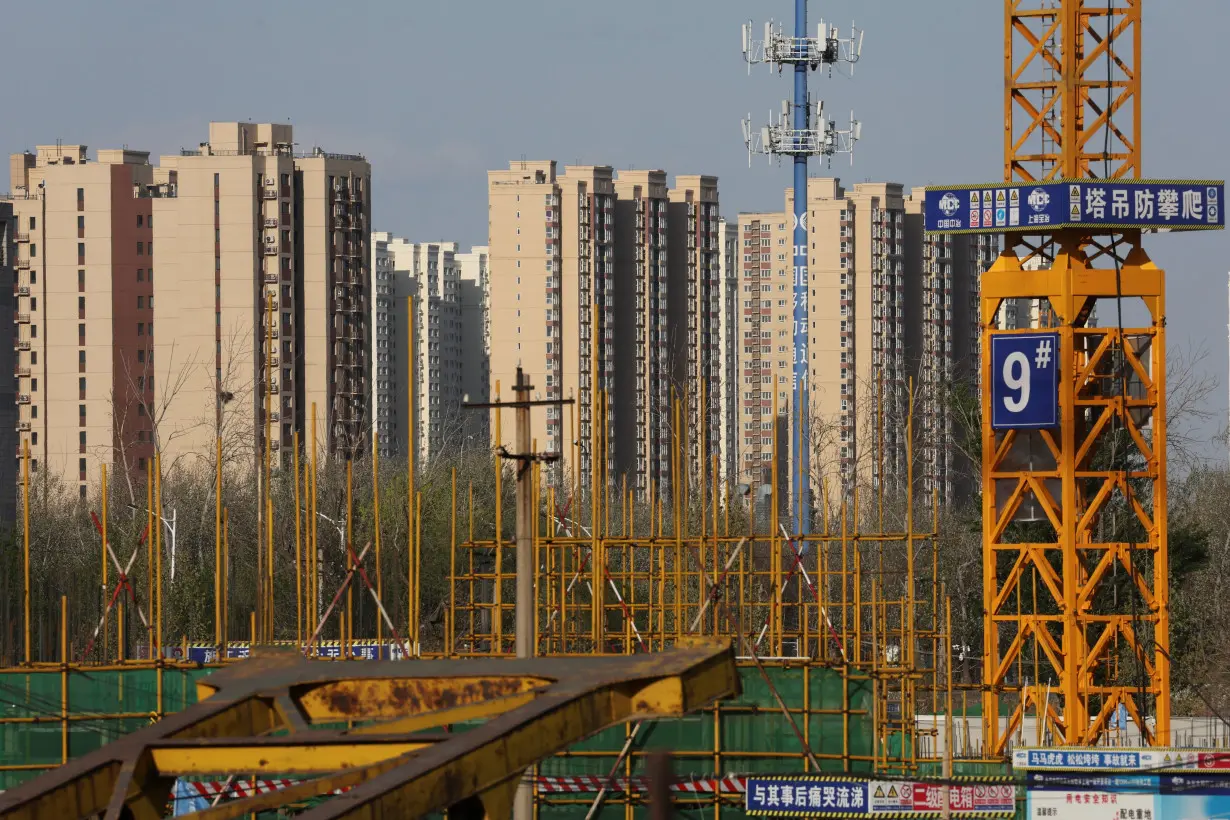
[736,177,905,214]
[6,123,366,195]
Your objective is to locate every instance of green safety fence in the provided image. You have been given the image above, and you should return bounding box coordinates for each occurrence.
[0,666,209,791]
[0,662,993,816]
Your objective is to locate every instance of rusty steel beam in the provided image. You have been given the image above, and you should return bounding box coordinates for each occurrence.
[0,640,738,820]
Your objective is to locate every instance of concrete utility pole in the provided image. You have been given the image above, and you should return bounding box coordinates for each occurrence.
[462,367,572,820]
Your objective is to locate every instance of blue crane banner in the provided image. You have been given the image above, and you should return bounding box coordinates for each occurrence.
[923,180,1224,234]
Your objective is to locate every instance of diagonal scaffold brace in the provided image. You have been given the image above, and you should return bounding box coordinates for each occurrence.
[79,515,152,661]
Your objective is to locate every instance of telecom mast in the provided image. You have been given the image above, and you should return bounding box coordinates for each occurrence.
[742,2,862,533]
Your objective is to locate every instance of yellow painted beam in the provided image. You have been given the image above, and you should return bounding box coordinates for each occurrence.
[148,740,430,777]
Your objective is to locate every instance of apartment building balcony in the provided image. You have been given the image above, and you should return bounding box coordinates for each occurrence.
[17,394,30,404]
[262,243,279,256]
[16,340,29,350]
[264,272,280,284]
[263,217,280,228]
[14,233,29,243]
[15,313,30,323]
[15,257,31,270]
[16,421,30,432]
[262,188,279,200]
[15,366,29,377]
[15,285,29,296]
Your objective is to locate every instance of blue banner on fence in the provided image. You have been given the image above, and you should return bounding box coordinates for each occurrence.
[924,180,1224,234]
[144,642,406,664]
[1018,750,1143,771]
[746,780,869,815]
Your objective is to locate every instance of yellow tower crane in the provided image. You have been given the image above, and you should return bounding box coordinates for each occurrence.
[927,0,1223,754]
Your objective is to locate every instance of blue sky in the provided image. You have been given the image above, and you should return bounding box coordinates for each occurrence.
[3,0,1227,454]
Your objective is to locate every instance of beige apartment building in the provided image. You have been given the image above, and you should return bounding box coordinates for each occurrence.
[487,161,614,486]
[487,161,722,499]
[716,216,740,487]
[737,179,993,506]
[152,122,370,472]
[7,145,163,495]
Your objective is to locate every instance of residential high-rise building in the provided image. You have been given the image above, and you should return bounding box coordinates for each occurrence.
[668,176,721,497]
[737,179,992,506]
[401,240,463,465]
[7,145,160,494]
[716,216,740,487]
[0,201,15,523]
[905,188,998,502]
[370,233,397,456]
[612,170,670,493]
[487,161,616,486]
[457,246,490,449]
[487,161,721,500]
[152,122,371,472]
[368,234,467,465]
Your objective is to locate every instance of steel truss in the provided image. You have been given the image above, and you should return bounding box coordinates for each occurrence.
[0,641,738,819]
[1006,0,1141,182]
[980,231,1169,753]
[985,0,1166,755]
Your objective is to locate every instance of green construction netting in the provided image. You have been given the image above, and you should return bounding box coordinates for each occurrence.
[0,666,210,791]
[0,663,891,814]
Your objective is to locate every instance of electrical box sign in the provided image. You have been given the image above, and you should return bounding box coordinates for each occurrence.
[744,778,1015,816]
[924,180,1224,234]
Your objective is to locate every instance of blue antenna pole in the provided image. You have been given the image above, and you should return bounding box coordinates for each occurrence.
[791,0,811,536]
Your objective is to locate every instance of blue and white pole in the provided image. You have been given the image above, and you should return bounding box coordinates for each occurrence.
[791,0,811,536]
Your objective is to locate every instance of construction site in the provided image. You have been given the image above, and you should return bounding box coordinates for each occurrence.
[0,0,1226,818]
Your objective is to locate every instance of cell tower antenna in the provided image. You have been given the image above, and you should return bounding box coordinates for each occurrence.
[741,2,864,535]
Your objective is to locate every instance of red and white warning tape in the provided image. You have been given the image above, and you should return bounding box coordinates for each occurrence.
[178,774,747,801]
[534,775,746,794]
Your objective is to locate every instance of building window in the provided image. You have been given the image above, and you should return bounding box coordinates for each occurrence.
[137,242,144,255]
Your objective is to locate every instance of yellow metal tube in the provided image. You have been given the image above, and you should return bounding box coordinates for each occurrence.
[215,436,222,648]
[22,439,29,665]
[346,459,353,659]
[294,430,302,648]
[155,451,163,658]
[101,464,108,660]
[372,431,383,652]
[59,596,66,764]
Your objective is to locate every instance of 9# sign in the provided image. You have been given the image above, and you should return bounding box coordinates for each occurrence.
[991,332,1059,430]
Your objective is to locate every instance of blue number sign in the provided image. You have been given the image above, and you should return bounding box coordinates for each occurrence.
[924,180,1224,234]
[991,333,1059,430]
